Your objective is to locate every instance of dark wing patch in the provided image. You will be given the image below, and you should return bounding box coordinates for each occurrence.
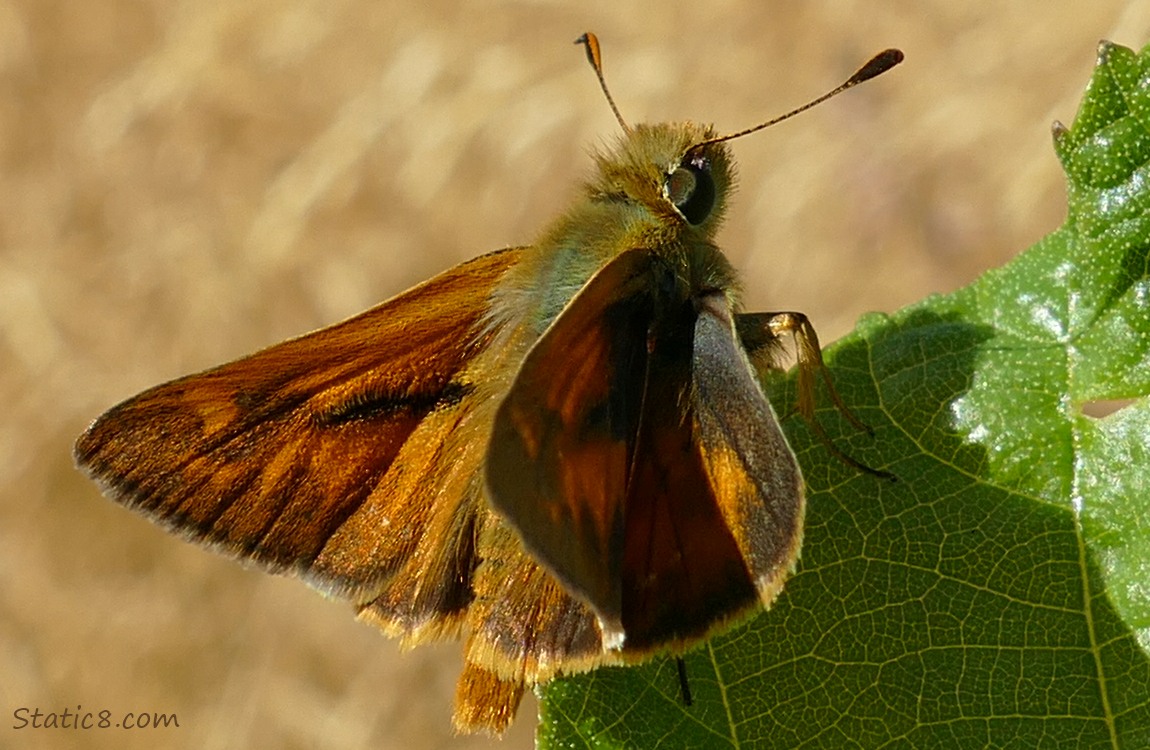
[616,286,758,652]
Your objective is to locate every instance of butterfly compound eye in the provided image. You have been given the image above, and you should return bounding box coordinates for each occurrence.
[664,157,716,225]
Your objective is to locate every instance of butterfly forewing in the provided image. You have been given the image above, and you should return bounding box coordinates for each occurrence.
[694,294,805,608]
[75,247,521,610]
[485,248,655,636]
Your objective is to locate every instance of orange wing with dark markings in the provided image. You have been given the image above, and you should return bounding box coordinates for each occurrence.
[75,248,521,620]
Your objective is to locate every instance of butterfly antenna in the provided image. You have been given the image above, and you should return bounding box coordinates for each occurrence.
[577,32,631,133]
[690,48,904,153]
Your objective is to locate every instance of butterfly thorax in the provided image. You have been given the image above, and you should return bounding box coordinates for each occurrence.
[486,121,744,363]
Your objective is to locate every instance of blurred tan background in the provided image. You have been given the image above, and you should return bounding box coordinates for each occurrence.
[3,2,1147,748]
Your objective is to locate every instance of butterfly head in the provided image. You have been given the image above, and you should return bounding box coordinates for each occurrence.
[588,122,735,242]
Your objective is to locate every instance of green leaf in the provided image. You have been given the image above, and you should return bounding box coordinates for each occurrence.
[538,40,1150,749]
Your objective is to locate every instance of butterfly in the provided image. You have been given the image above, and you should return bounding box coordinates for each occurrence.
[75,33,901,734]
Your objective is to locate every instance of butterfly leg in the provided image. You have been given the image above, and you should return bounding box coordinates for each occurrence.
[736,311,894,480]
[675,656,693,706]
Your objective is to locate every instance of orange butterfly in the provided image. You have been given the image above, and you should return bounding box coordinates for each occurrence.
[75,34,901,734]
